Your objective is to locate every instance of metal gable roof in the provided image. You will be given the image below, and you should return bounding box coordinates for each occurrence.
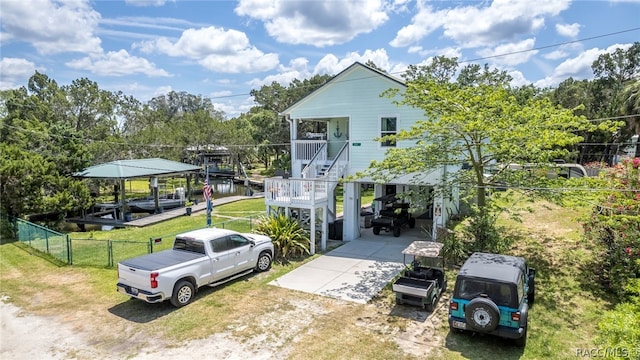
[73,158,201,179]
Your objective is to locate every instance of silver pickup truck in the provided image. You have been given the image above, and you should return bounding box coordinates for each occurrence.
[116,228,274,307]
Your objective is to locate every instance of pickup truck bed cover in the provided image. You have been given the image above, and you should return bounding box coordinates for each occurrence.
[119,250,205,271]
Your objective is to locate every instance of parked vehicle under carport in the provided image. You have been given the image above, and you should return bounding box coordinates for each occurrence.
[371,194,415,237]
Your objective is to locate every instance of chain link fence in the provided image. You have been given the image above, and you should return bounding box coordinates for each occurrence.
[4,215,260,267]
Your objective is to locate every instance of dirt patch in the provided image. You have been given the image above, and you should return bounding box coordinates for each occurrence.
[1,289,447,360]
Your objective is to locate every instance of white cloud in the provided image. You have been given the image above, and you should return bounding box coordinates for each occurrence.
[213,95,254,118]
[0,0,102,55]
[410,46,462,59]
[235,0,389,47]
[247,49,401,88]
[544,49,569,60]
[507,70,529,87]
[0,58,40,90]
[556,23,581,38]
[390,2,446,47]
[135,26,279,73]
[476,38,538,66]
[124,0,169,7]
[65,50,171,77]
[314,49,395,76]
[248,58,312,87]
[534,43,634,88]
[391,0,570,48]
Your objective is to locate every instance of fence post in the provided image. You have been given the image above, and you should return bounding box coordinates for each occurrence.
[108,240,113,267]
[69,238,73,265]
[45,231,50,253]
[149,238,153,253]
[66,234,71,264]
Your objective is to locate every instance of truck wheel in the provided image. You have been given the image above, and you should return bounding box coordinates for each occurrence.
[409,217,416,228]
[373,227,380,235]
[393,227,401,237]
[255,251,272,272]
[465,298,499,332]
[171,280,195,308]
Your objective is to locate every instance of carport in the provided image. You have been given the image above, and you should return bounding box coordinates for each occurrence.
[270,219,431,304]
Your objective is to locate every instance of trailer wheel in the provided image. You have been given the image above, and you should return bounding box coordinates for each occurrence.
[409,217,416,228]
[171,280,195,308]
[373,227,381,235]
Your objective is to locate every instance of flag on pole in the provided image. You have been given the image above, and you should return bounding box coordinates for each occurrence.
[204,178,212,226]
[203,179,212,200]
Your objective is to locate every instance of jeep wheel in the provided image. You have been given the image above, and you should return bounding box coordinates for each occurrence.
[527,279,535,305]
[514,326,527,347]
[171,280,195,308]
[393,227,401,237]
[255,251,272,272]
[465,298,500,332]
[373,227,380,235]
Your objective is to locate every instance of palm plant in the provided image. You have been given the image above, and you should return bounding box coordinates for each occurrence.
[255,213,310,260]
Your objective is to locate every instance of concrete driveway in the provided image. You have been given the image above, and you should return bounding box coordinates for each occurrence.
[269,220,431,304]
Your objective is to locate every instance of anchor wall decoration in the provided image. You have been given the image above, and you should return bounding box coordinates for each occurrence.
[334,123,343,138]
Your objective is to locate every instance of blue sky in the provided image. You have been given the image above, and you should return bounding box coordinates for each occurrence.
[1,0,639,118]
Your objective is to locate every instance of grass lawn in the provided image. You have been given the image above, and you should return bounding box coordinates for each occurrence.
[0,198,612,359]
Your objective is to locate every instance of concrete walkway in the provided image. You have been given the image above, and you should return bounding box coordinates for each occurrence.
[125,195,258,227]
[269,220,431,304]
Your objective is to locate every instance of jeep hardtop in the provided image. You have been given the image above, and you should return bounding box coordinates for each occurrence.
[449,252,535,347]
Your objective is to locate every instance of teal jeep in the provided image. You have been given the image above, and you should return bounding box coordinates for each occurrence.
[448,252,535,347]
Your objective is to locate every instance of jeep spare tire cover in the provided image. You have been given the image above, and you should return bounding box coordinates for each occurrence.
[465,297,500,332]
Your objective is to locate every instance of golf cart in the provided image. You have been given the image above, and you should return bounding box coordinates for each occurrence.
[371,194,416,237]
[392,241,446,311]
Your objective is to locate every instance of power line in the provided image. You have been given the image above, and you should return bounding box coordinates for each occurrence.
[205,27,640,101]
[462,27,640,64]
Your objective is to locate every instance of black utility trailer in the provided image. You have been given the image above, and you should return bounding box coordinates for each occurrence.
[371,194,415,237]
[393,241,446,311]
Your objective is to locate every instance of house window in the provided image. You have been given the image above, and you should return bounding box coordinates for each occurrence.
[380,116,397,147]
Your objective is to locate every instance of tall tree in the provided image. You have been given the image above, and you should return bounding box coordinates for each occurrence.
[249,74,332,170]
[0,73,92,222]
[591,42,640,163]
[369,60,618,211]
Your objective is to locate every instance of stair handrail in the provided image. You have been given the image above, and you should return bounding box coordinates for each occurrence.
[301,142,327,178]
[323,142,349,182]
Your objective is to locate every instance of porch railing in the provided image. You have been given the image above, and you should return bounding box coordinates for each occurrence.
[294,140,326,161]
[264,178,329,206]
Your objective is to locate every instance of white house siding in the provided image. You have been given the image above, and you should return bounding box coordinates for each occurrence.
[279,62,460,243]
[286,65,427,174]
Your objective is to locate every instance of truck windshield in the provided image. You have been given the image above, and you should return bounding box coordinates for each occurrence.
[173,237,206,254]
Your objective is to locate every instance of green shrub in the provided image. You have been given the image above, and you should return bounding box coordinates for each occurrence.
[254,213,309,260]
[441,230,467,265]
[597,277,640,359]
[461,207,513,254]
[582,158,640,297]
